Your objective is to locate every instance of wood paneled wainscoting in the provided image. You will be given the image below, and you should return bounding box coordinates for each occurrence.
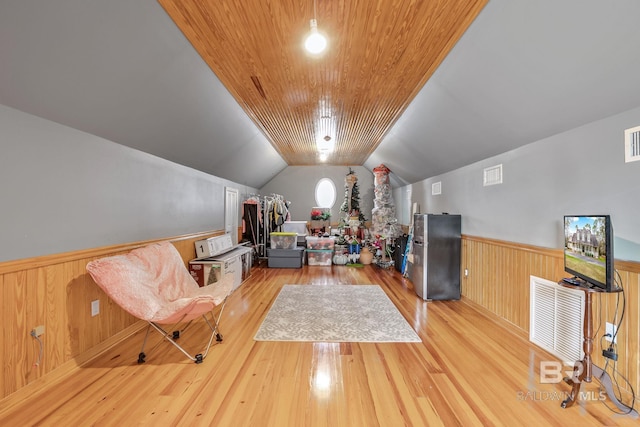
[0,230,224,403]
[1,232,638,423]
[461,235,640,406]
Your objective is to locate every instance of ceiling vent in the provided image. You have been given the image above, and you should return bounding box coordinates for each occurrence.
[624,126,640,163]
[431,181,442,195]
[483,164,503,186]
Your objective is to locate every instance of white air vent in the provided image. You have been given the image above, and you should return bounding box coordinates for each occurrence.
[483,164,502,186]
[529,276,584,363]
[625,126,640,163]
[432,181,442,195]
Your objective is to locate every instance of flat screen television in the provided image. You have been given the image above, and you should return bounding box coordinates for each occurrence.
[563,215,615,292]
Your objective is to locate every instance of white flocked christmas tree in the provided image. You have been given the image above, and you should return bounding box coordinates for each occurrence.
[370,164,401,238]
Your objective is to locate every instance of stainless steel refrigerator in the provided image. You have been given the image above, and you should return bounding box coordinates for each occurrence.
[408,213,461,300]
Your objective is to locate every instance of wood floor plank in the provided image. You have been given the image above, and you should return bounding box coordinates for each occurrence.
[0,262,637,426]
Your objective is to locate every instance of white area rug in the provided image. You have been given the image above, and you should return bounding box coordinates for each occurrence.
[254,285,421,342]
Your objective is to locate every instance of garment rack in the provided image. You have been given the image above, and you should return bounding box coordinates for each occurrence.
[244,193,288,259]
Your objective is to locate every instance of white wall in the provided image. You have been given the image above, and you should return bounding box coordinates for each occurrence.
[0,104,257,262]
[395,106,640,261]
[259,166,376,224]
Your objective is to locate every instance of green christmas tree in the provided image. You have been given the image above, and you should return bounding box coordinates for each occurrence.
[340,168,366,223]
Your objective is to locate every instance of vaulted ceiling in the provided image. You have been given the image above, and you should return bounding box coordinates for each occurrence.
[158,0,486,166]
[2,1,640,189]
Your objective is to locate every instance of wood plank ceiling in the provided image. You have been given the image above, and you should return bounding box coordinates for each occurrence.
[158,0,487,166]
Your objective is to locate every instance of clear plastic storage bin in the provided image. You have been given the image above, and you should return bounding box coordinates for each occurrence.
[305,236,335,250]
[306,249,333,266]
[270,232,298,249]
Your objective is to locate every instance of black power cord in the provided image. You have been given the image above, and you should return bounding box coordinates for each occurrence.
[596,270,635,415]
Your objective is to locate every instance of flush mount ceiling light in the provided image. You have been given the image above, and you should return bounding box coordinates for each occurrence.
[316,135,334,153]
[304,1,327,54]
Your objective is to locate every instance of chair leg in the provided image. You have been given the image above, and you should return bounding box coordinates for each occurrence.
[137,323,154,363]
[207,297,227,341]
[195,296,228,360]
[139,297,229,364]
[148,321,204,363]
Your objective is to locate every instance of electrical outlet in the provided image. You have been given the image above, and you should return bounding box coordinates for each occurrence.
[605,322,617,343]
[464,268,469,277]
[31,325,45,337]
[91,299,100,317]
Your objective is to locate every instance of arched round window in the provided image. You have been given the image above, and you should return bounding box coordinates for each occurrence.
[315,178,336,208]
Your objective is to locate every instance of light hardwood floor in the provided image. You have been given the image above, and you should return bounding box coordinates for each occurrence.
[0,262,637,426]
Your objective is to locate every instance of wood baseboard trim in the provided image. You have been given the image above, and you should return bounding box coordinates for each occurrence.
[0,320,146,414]
[460,295,529,340]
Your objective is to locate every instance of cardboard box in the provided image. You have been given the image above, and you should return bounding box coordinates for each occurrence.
[189,246,252,290]
[309,219,330,230]
[194,234,233,259]
[188,260,223,287]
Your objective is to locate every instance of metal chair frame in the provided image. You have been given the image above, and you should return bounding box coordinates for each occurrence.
[137,297,228,364]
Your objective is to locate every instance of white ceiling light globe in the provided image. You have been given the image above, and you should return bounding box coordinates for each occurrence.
[305,19,327,54]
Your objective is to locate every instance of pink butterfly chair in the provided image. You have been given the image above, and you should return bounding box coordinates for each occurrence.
[86,241,233,364]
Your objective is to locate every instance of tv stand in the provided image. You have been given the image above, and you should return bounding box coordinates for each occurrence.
[558,281,637,415]
[561,276,588,287]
